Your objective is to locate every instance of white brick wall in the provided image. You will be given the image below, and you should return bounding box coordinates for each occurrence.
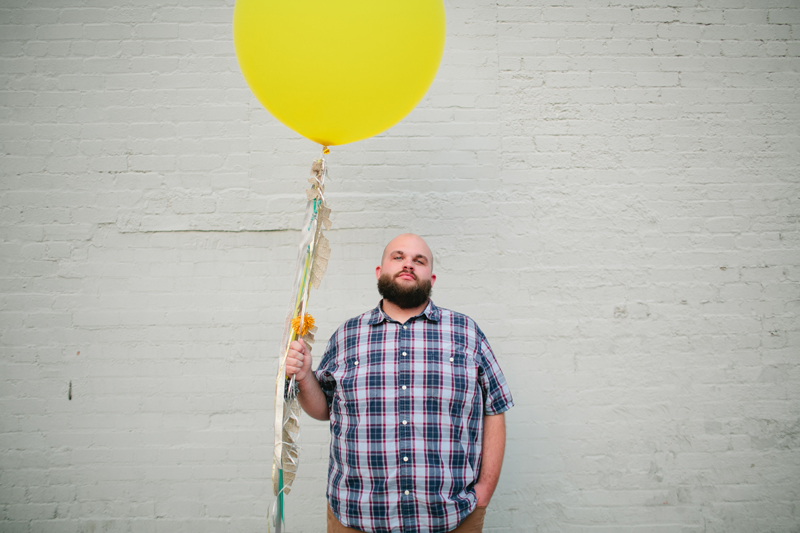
[1,0,799,531]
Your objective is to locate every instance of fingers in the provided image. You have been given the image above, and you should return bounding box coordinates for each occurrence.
[285,339,310,379]
[290,339,306,355]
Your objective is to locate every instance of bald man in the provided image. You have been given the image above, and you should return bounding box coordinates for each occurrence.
[286,234,514,533]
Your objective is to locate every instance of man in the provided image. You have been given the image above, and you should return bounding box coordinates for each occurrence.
[285,234,514,533]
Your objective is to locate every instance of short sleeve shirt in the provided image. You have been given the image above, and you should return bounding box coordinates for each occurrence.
[314,300,514,533]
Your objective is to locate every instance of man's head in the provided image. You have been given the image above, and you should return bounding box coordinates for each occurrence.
[376,233,436,309]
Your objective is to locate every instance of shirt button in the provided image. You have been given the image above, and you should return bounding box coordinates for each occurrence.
[449,357,454,362]
[354,361,359,365]
[401,385,407,390]
[404,490,409,495]
[402,352,407,356]
[403,326,407,330]
[402,420,407,425]
[403,457,408,462]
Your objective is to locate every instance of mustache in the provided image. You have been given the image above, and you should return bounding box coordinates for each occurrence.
[394,270,417,280]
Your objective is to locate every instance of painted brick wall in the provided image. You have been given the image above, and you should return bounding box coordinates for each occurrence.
[1,0,799,532]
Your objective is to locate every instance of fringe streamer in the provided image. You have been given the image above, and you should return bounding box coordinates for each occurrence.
[269,148,332,532]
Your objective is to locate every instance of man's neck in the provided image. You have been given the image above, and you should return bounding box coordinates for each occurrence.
[381,299,429,325]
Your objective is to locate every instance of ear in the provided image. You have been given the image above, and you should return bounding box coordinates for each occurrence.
[375,265,382,280]
[430,274,436,287]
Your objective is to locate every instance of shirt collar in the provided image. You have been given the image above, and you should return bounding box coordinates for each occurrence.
[367,299,441,325]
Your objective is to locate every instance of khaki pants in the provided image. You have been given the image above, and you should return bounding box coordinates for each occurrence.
[327,504,487,533]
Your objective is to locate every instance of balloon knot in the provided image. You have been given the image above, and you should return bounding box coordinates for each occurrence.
[323,147,330,155]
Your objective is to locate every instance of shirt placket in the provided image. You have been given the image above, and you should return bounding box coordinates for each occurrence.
[397,321,417,533]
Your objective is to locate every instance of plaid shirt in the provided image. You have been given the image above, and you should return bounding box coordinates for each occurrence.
[315,300,514,533]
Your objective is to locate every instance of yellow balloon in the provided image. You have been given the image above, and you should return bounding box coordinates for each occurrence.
[233,0,446,147]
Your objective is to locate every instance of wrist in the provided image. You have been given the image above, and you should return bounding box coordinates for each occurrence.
[474,482,494,506]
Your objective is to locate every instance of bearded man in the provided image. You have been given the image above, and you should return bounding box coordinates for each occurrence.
[285,233,514,533]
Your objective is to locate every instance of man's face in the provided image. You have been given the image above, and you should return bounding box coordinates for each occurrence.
[375,234,436,309]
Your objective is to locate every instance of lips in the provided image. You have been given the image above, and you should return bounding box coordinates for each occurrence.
[396,272,416,281]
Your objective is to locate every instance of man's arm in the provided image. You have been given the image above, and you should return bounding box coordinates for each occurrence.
[473,412,506,507]
[285,339,330,421]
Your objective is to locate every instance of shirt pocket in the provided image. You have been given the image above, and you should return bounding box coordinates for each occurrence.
[425,346,477,417]
[450,350,473,396]
[336,354,390,412]
[334,357,363,411]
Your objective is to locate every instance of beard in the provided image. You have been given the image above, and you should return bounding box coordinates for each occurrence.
[377,272,432,309]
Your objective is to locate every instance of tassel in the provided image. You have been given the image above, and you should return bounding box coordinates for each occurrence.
[291,314,315,337]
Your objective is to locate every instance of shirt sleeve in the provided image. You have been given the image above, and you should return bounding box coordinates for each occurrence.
[475,332,514,415]
[314,332,339,409]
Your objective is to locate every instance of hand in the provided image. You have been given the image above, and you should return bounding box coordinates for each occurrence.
[285,339,312,383]
[473,482,493,507]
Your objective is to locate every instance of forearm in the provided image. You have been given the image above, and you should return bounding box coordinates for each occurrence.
[295,372,330,421]
[475,412,506,505]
